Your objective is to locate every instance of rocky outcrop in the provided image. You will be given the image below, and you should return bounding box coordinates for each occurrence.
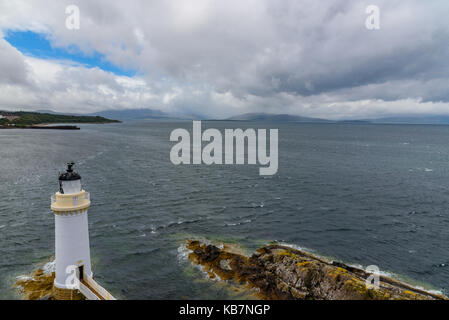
[14,267,84,300]
[14,268,56,300]
[187,240,447,300]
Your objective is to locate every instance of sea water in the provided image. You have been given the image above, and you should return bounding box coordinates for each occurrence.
[1,121,448,299]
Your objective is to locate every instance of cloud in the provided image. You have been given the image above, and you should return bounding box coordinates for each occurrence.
[0,39,28,84]
[0,0,449,118]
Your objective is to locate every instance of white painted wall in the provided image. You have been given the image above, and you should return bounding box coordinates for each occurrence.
[53,179,92,290]
[54,211,93,289]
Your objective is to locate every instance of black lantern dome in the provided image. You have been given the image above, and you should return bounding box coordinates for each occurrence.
[58,162,82,194]
[59,162,81,181]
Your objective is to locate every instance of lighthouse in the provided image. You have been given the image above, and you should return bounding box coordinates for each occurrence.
[50,162,93,299]
[50,163,115,300]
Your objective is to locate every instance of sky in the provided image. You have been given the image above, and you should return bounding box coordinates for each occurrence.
[0,0,448,119]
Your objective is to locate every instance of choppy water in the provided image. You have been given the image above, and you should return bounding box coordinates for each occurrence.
[1,121,449,299]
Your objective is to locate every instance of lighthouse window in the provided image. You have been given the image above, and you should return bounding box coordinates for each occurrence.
[73,196,78,206]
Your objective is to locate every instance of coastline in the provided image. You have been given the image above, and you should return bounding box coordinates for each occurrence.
[0,122,119,130]
[0,125,80,130]
[186,240,447,300]
[13,239,446,300]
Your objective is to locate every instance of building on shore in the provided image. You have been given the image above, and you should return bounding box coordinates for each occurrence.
[0,114,20,121]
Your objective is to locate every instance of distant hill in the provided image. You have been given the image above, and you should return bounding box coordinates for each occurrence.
[369,115,449,125]
[7,109,449,125]
[35,109,83,116]
[0,110,119,127]
[227,113,332,123]
[88,108,179,121]
[338,120,371,124]
[226,113,449,125]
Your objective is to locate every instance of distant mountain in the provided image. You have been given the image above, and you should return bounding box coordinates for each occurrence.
[226,113,332,123]
[227,113,449,125]
[338,120,371,124]
[88,108,181,121]
[35,110,83,116]
[13,109,449,125]
[369,115,449,125]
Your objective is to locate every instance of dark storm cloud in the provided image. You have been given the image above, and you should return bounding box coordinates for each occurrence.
[0,0,449,118]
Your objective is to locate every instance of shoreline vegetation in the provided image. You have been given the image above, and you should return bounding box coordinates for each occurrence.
[186,240,447,300]
[0,111,120,130]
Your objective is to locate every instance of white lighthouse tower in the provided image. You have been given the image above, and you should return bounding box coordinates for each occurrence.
[50,163,93,299]
[50,163,115,300]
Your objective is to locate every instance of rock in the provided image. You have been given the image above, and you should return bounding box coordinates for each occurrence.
[14,268,56,300]
[14,266,85,300]
[186,240,447,300]
[220,259,233,271]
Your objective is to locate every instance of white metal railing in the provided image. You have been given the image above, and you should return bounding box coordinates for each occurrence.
[85,275,116,300]
[79,282,100,300]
